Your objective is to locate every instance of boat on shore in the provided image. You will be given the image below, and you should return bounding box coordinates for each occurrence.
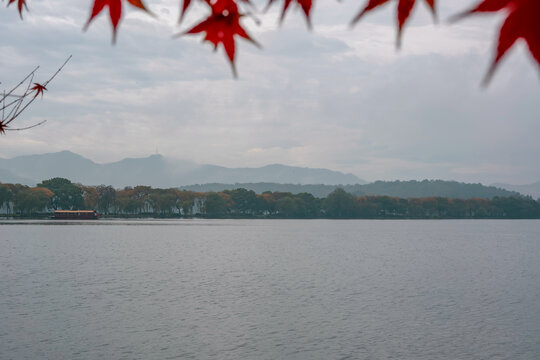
[53,210,99,220]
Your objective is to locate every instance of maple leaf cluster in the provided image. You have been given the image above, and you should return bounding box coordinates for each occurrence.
[351,0,437,49]
[178,0,259,76]
[83,0,154,43]
[454,0,540,84]
[5,0,540,82]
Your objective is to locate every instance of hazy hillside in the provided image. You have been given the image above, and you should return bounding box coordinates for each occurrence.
[0,168,35,186]
[0,152,526,199]
[0,151,364,187]
[0,151,98,186]
[182,164,362,186]
[180,180,522,199]
[492,182,540,200]
[180,183,340,198]
[355,180,521,199]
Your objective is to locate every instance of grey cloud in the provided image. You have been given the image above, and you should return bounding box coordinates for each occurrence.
[1,0,539,185]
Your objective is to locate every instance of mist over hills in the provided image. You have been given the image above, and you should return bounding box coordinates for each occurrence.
[0,168,34,185]
[181,180,522,199]
[0,151,364,188]
[492,182,540,200]
[0,151,531,199]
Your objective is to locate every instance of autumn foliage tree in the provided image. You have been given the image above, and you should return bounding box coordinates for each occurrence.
[13,187,54,215]
[2,181,539,218]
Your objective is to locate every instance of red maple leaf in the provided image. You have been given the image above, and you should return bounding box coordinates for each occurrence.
[84,0,153,43]
[7,0,28,19]
[179,0,194,22]
[453,0,540,84]
[31,83,47,98]
[180,0,259,76]
[179,0,250,23]
[352,0,436,48]
[0,121,7,134]
[266,0,313,28]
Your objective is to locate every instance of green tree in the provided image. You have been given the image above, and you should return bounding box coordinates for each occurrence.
[96,185,117,214]
[275,196,302,218]
[354,197,375,218]
[150,189,177,215]
[229,188,258,215]
[323,188,357,218]
[38,178,84,210]
[295,192,320,218]
[203,192,228,217]
[0,184,14,214]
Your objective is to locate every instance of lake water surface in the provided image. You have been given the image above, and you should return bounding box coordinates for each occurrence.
[1,219,540,359]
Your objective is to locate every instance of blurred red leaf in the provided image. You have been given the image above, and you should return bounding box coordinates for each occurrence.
[267,0,313,28]
[84,0,153,43]
[179,0,194,22]
[352,0,436,47]
[7,0,28,18]
[179,0,250,23]
[454,0,540,84]
[181,0,259,75]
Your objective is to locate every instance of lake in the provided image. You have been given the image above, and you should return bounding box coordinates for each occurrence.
[1,219,539,359]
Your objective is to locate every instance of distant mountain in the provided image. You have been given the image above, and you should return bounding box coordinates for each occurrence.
[0,151,527,199]
[180,183,340,198]
[180,180,522,199]
[0,151,365,188]
[354,180,522,199]
[492,182,540,200]
[0,168,35,186]
[0,151,99,186]
[183,164,362,186]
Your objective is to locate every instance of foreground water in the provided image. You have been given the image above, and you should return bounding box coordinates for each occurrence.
[1,219,539,360]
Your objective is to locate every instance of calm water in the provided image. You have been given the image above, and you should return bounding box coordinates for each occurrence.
[1,219,540,360]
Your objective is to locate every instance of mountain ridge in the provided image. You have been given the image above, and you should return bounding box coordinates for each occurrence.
[0,151,365,187]
[0,151,532,199]
[492,182,540,200]
[180,180,522,199]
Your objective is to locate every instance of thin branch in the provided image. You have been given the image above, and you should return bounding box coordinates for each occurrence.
[5,73,35,126]
[43,55,72,87]
[5,120,47,131]
[0,96,26,113]
[1,56,72,134]
[0,66,39,103]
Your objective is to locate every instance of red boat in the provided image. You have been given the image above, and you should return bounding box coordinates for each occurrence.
[53,210,99,219]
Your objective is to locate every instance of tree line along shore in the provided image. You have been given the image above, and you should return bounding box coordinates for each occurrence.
[1,177,540,219]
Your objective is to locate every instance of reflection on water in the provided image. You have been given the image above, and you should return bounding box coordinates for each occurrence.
[1,220,540,360]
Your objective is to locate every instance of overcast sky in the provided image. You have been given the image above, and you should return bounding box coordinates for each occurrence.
[1,0,539,184]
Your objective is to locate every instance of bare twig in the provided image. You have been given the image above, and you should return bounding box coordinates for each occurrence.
[0,66,39,103]
[5,120,47,131]
[0,56,72,135]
